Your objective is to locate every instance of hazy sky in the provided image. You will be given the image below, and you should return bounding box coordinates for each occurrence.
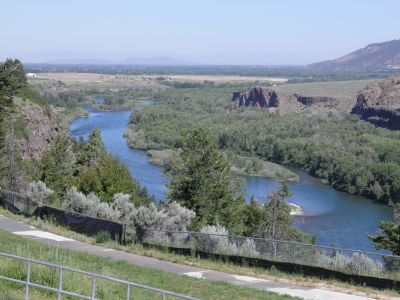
[2,0,400,65]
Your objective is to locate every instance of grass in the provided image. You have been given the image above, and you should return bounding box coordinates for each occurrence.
[0,229,297,300]
[146,149,299,181]
[272,79,374,113]
[1,208,397,299]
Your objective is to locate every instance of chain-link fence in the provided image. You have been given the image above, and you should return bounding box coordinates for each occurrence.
[0,189,38,215]
[138,228,400,281]
[1,189,400,282]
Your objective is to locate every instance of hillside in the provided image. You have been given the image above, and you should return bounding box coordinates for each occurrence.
[0,59,62,192]
[308,39,400,72]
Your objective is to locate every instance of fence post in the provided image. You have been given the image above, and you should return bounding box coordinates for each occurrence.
[162,291,166,300]
[91,275,96,299]
[126,283,131,300]
[292,243,296,264]
[58,267,63,300]
[25,260,31,300]
[357,250,361,275]
[123,223,126,245]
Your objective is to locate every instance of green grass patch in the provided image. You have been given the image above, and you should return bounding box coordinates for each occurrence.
[0,228,296,300]
[1,208,398,298]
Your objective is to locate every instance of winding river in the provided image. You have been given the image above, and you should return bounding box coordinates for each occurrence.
[70,106,393,252]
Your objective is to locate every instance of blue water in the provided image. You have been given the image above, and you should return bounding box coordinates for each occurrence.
[70,106,393,251]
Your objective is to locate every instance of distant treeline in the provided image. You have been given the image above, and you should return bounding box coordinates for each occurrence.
[24,63,399,81]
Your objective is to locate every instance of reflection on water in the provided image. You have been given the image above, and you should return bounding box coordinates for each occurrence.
[70,106,392,251]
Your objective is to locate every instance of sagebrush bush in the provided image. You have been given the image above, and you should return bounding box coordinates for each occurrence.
[238,238,259,258]
[27,181,54,205]
[112,193,134,221]
[195,225,238,255]
[316,251,382,275]
[132,202,195,245]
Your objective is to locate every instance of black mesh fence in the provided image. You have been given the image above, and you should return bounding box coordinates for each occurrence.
[1,189,399,288]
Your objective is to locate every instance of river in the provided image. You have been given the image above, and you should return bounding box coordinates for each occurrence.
[69,106,393,252]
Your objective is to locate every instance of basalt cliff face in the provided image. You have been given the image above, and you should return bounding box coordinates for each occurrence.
[351,77,400,130]
[232,87,289,108]
[232,87,337,110]
[14,99,62,160]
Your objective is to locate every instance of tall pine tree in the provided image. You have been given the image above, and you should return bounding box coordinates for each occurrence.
[168,128,245,234]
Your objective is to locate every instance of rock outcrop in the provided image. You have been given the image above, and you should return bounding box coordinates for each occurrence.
[15,100,62,160]
[232,87,338,110]
[351,77,400,130]
[294,94,336,105]
[232,87,291,108]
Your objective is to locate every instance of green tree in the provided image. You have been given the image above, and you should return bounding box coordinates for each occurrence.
[76,128,150,206]
[0,59,26,156]
[369,205,400,255]
[259,182,293,241]
[242,196,267,236]
[76,128,105,167]
[78,154,149,206]
[40,134,75,200]
[168,127,245,234]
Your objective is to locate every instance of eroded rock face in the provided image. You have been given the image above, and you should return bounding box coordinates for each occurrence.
[294,95,336,106]
[232,88,276,108]
[15,101,62,160]
[351,77,400,130]
[232,87,337,110]
[232,87,292,108]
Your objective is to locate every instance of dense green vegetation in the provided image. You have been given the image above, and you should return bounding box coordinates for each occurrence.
[168,128,246,234]
[126,86,400,205]
[0,230,295,300]
[370,205,400,255]
[0,59,152,208]
[39,128,152,207]
[167,128,311,241]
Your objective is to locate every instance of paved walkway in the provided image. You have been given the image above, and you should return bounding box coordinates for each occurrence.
[0,214,386,300]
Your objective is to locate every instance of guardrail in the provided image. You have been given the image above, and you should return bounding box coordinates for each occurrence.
[0,251,199,300]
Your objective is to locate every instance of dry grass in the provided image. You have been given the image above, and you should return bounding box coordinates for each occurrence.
[272,79,375,113]
[157,74,288,83]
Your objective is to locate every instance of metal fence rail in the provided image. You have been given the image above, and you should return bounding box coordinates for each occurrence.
[0,252,199,300]
[1,189,400,282]
[139,228,400,281]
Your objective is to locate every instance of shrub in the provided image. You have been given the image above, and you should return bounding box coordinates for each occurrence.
[27,181,54,205]
[131,202,195,245]
[95,231,110,243]
[238,238,260,258]
[316,251,382,275]
[195,225,238,255]
[112,193,134,221]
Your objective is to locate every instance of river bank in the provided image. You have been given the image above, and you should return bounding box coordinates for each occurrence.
[69,106,393,251]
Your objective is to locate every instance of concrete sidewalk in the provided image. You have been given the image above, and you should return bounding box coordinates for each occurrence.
[0,214,382,300]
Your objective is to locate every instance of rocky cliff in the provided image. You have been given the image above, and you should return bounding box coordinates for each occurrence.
[14,98,62,160]
[351,77,400,130]
[232,87,337,110]
[232,87,291,108]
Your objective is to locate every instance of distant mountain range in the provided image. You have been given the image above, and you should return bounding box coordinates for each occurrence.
[308,39,400,72]
[45,57,196,65]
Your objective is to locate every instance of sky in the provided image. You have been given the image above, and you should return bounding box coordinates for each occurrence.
[1,0,400,65]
